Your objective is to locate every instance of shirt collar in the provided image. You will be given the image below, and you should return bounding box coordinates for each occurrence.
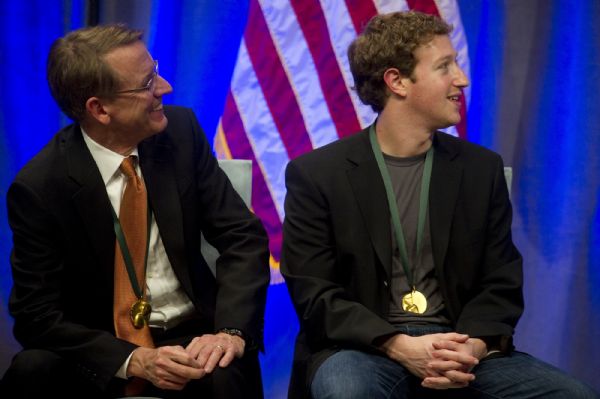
[81,127,140,186]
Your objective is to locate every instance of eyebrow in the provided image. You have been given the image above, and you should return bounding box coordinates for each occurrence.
[140,63,155,86]
[434,53,458,66]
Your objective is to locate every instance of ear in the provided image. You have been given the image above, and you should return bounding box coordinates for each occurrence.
[383,67,411,98]
[85,97,111,125]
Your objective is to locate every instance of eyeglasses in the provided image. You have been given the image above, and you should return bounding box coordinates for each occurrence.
[115,60,159,94]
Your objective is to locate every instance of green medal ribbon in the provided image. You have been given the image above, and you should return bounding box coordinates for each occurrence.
[110,205,151,304]
[369,124,433,314]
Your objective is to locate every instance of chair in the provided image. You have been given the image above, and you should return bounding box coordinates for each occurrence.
[200,159,252,276]
[504,166,512,199]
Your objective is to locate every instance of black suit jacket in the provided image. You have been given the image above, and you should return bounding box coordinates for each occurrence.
[281,127,523,397]
[7,106,270,389]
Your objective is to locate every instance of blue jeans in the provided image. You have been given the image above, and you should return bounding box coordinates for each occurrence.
[311,326,598,399]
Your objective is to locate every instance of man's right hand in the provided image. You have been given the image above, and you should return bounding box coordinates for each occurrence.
[379,332,477,389]
[127,346,206,390]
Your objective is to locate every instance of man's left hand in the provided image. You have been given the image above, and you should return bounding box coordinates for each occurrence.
[422,337,487,389]
[185,332,245,373]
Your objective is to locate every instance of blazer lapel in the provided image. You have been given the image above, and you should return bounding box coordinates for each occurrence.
[139,138,192,296]
[65,126,115,278]
[346,131,392,278]
[429,132,462,274]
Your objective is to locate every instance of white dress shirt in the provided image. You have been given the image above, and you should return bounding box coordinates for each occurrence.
[82,129,196,377]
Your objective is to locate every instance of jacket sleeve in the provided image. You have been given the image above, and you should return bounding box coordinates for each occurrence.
[185,108,270,348]
[281,159,397,351]
[7,180,136,389]
[454,155,523,349]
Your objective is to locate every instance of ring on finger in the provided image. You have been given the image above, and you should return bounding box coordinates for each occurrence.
[215,344,224,351]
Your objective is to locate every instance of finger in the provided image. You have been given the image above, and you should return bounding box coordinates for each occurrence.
[204,345,225,373]
[432,339,461,351]
[431,348,478,367]
[153,363,191,384]
[443,369,476,384]
[158,345,189,357]
[153,379,187,391]
[195,342,218,369]
[156,351,205,380]
[438,333,470,343]
[154,372,190,388]
[427,359,464,373]
[152,373,189,391]
[186,336,215,359]
[218,347,237,368]
[163,359,205,380]
[185,337,202,358]
[161,347,203,369]
[149,361,194,389]
[422,376,469,389]
[422,367,444,379]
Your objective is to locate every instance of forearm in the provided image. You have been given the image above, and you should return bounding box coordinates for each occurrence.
[213,218,270,348]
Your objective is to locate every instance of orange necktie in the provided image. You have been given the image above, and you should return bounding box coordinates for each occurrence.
[113,156,154,346]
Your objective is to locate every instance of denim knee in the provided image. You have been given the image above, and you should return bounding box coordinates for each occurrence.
[311,350,410,399]
[472,351,600,399]
[311,371,373,399]
[553,379,600,399]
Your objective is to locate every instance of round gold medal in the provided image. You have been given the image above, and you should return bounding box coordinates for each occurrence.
[401,290,427,314]
[130,299,152,329]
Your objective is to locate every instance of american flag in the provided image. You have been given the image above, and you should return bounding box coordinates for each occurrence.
[215,0,470,283]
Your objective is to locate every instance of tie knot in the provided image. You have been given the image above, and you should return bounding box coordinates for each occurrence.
[120,156,138,179]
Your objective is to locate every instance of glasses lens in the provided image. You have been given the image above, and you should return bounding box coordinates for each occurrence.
[148,61,159,91]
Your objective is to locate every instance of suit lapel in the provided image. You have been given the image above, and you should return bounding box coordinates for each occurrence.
[346,131,392,278]
[429,133,462,274]
[65,126,115,277]
[66,126,192,299]
[139,137,192,296]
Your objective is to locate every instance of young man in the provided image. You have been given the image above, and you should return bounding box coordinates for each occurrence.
[281,11,598,399]
[1,25,269,398]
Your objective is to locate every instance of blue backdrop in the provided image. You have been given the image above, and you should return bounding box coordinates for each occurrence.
[1,1,598,396]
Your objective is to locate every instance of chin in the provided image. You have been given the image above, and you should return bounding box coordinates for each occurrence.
[151,114,169,133]
[436,120,459,130]
[447,115,462,127]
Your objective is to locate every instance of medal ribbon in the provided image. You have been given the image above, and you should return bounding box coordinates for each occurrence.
[369,124,433,291]
[110,204,151,301]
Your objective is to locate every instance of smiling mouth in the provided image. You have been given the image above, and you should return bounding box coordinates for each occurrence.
[448,95,461,102]
[152,104,163,112]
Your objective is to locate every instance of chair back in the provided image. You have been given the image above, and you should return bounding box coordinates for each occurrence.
[504,166,512,199]
[201,159,252,276]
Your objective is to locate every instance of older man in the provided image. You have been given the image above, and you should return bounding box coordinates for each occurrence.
[2,24,269,398]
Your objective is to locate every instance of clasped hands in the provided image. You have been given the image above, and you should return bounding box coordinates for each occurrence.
[380,332,488,390]
[128,332,245,390]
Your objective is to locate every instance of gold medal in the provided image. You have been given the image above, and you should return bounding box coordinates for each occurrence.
[401,289,427,314]
[130,299,152,329]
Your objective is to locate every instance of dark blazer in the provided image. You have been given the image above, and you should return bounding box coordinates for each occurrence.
[281,127,523,397]
[7,106,270,390]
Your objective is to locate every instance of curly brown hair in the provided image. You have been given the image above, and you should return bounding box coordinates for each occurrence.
[348,11,452,113]
[47,24,143,122]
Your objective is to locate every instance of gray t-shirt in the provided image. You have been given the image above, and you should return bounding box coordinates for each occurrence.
[384,152,450,326]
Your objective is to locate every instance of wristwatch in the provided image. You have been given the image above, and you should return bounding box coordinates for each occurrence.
[218,327,245,341]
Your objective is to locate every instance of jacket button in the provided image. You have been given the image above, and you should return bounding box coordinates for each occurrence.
[383,281,388,287]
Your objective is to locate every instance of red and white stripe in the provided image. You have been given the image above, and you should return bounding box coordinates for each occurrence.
[216,0,470,283]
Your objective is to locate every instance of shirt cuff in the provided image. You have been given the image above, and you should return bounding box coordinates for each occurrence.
[116,351,134,379]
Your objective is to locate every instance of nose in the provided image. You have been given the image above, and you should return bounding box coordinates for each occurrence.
[454,65,469,88]
[154,74,173,96]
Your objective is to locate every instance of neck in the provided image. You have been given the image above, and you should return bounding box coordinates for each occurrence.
[82,122,137,156]
[374,109,433,157]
